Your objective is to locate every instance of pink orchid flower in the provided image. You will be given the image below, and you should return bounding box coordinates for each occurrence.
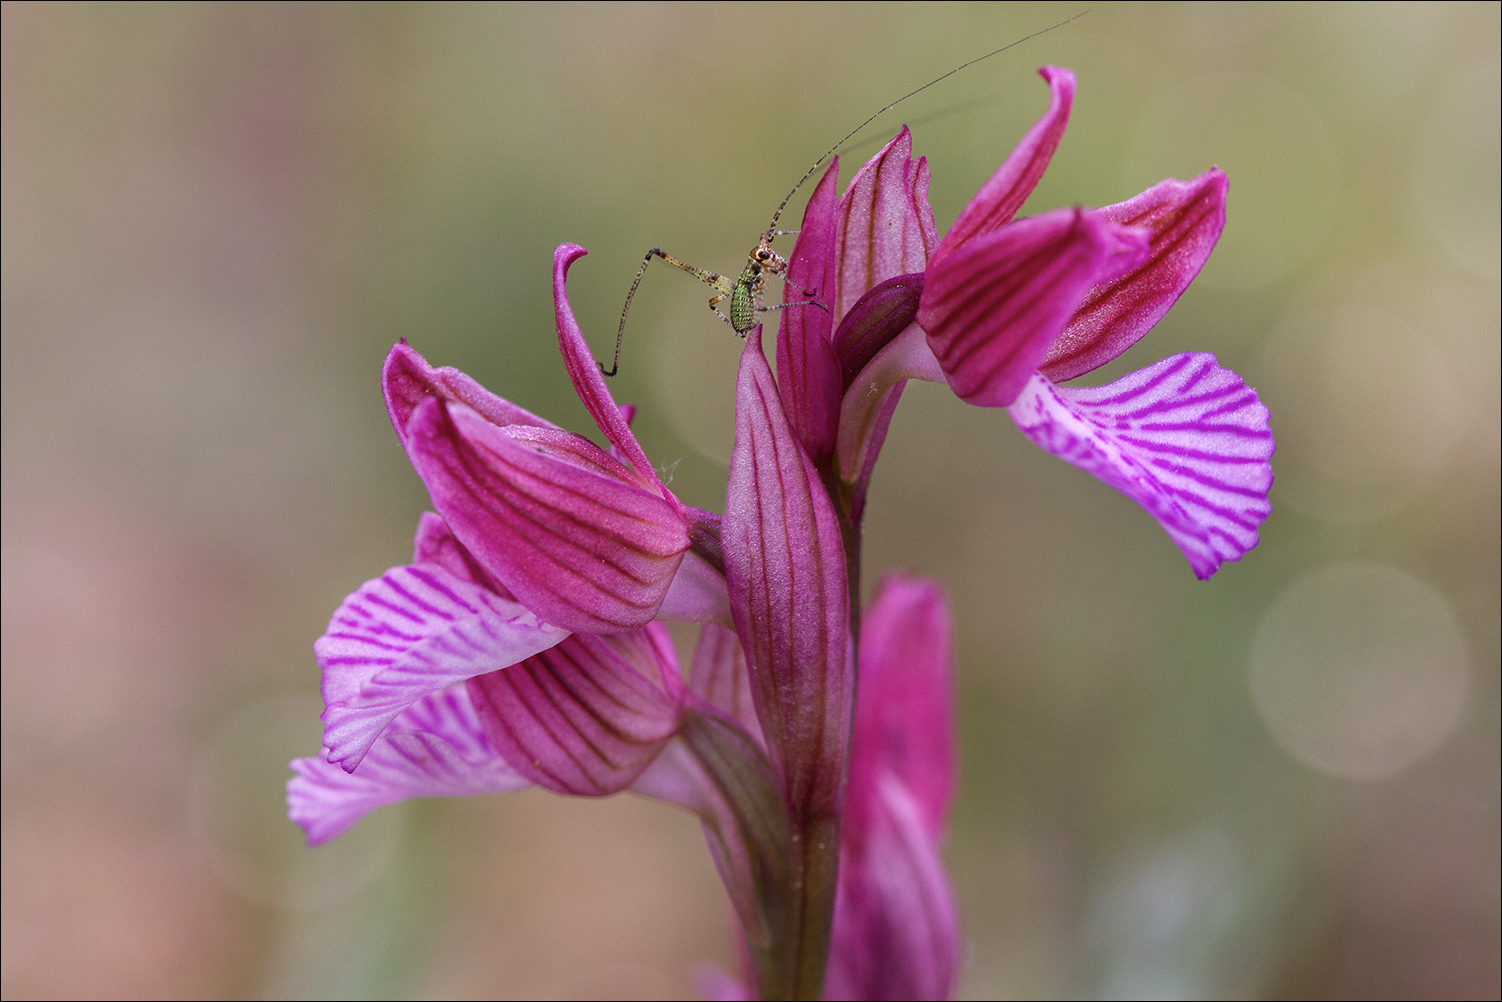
[307,245,730,775]
[779,66,1273,578]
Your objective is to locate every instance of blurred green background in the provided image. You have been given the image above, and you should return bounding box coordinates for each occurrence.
[3,3,1497,998]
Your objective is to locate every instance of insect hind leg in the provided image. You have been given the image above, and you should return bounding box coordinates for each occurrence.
[604,248,735,377]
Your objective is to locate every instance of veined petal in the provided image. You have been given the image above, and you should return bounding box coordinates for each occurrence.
[412,511,492,587]
[316,562,569,771]
[848,575,956,844]
[383,341,555,451]
[724,330,853,819]
[289,686,528,846]
[1007,354,1274,579]
[406,397,690,634]
[834,127,938,323]
[1042,170,1229,382]
[689,623,764,751]
[466,625,683,796]
[831,271,925,390]
[931,65,1075,268]
[920,207,1147,408]
[777,160,843,463]
[826,774,960,1002]
[553,243,663,487]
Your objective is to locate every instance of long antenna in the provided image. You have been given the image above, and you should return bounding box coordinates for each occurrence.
[764,10,1090,233]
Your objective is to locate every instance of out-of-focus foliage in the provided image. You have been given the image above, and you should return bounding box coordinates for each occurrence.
[3,4,1496,997]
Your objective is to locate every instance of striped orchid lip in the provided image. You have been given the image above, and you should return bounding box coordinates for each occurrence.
[1008,355,1275,579]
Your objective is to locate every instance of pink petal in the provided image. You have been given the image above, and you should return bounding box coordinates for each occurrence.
[382,341,554,451]
[405,397,689,633]
[834,127,938,324]
[920,207,1147,408]
[411,510,509,595]
[776,160,843,463]
[466,625,684,796]
[931,66,1075,268]
[847,575,956,844]
[831,271,925,389]
[826,774,960,1002]
[1007,354,1274,579]
[316,562,570,771]
[553,243,663,487]
[1042,170,1229,382]
[836,324,946,489]
[689,623,764,750]
[289,686,528,846]
[658,550,733,626]
[723,330,854,819]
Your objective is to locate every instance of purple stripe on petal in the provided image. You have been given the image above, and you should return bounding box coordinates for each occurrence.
[834,128,938,324]
[316,563,571,771]
[921,208,1142,409]
[724,330,853,820]
[289,686,529,846]
[1043,171,1229,382]
[777,161,843,463]
[383,342,555,451]
[931,66,1074,268]
[689,623,764,752]
[405,398,690,634]
[467,626,683,796]
[1007,355,1274,579]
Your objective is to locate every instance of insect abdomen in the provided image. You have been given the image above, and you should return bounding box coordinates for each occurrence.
[730,264,759,333]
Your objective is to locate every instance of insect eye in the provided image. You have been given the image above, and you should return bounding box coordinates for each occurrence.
[757,250,771,261]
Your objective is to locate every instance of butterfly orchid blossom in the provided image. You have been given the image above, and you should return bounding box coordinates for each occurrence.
[290,65,1272,1000]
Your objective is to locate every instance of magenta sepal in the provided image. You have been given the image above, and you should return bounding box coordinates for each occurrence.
[466,622,684,796]
[920,206,1150,409]
[1042,170,1230,382]
[383,341,557,453]
[931,66,1075,269]
[845,575,956,841]
[724,329,854,819]
[831,272,925,390]
[825,574,959,1001]
[552,243,667,486]
[776,160,843,464]
[1007,354,1274,579]
[690,622,766,752]
[833,127,938,325]
[290,686,529,846]
[315,560,570,772]
[403,397,690,634]
[826,775,960,1001]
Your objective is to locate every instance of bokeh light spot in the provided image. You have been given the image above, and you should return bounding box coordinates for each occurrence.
[1249,563,1469,780]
